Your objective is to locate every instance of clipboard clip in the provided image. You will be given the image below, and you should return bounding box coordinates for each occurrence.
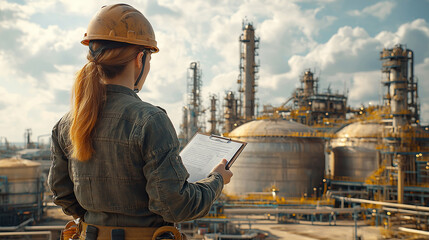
[209,134,231,143]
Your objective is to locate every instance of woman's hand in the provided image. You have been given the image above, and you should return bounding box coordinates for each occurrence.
[211,159,233,184]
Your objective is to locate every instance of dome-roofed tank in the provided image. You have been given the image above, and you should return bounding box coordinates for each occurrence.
[0,158,43,226]
[329,121,384,180]
[0,158,41,205]
[224,119,325,198]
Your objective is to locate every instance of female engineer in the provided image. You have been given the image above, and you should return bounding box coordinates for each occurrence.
[48,4,232,240]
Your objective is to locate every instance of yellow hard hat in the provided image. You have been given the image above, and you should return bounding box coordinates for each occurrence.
[82,4,159,53]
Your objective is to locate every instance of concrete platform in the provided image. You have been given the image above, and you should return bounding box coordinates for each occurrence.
[237,219,382,240]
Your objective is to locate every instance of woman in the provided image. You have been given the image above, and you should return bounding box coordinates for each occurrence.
[48,4,232,240]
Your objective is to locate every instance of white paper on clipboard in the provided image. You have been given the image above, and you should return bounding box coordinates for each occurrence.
[180,133,246,182]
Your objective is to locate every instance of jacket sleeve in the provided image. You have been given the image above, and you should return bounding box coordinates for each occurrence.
[47,120,86,218]
[141,111,224,223]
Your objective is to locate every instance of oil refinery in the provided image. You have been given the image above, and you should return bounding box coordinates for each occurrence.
[1,20,429,240]
[178,20,429,239]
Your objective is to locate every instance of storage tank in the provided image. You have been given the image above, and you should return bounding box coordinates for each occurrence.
[224,119,325,198]
[329,122,384,180]
[0,158,42,225]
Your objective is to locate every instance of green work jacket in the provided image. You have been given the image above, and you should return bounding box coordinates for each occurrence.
[48,84,223,227]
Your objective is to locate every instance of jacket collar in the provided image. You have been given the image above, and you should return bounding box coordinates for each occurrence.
[106,84,140,100]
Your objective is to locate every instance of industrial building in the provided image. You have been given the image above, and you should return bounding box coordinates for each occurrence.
[223,119,325,198]
[1,19,429,240]
[0,158,44,226]
[179,62,205,143]
[327,45,428,204]
[262,69,348,129]
[178,19,429,238]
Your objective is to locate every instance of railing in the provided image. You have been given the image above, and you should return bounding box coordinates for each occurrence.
[365,166,387,185]
[331,176,365,183]
[0,231,52,240]
[233,131,336,139]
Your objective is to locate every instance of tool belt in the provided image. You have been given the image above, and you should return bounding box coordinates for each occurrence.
[61,220,186,240]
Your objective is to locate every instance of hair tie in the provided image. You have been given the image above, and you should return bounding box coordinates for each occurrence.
[89,59,99,64]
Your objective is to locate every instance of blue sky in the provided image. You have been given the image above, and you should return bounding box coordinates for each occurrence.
[0,0,429,142]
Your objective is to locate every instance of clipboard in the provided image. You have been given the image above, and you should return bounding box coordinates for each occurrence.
[208,134,247,170]
[180,132,247,182]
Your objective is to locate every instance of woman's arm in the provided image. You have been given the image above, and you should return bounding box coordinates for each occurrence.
[48,120,86,218]
[141,111,224,223]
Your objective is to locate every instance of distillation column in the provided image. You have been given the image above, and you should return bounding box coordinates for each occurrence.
[238,22,259,122]
[208,95,218,135]
[24,128,33,149]
[302,70,316,97]
[224,92,238,133]
[381,45,416,130]
[187,62,202,140]
[380,45,418,204]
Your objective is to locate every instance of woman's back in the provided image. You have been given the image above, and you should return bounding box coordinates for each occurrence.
[48,4,232,237]
[52,84,224,227]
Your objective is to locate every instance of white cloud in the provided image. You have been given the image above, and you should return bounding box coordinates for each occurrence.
[376,19,429,62]
[202,71,238,96]
[1,0,429,141]
[137,0,338,129]
[0,0,55,19]
[0,50,17,79]
[348,1,396,20]
[348,71,381,105]
[1,18,85,55]
[0,16,82,141]
[44,64,78,91]
[262,18,429,115]
[0,51,72,141]
[285,26,382,83]
[256,3,335,74]
[140,30,192,104]
[57,0,129,16]
[0,81,59,143]
[0,50,38,90]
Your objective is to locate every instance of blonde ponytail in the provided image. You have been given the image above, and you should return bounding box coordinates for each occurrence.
[70,61,106,161]
[69,41,143,161]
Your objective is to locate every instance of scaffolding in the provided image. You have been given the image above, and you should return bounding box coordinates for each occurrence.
[380,44,419,128]
[328,45,429,206]
[180,62,205,143]
[260,70,347,130]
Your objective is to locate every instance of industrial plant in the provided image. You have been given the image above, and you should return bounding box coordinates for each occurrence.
[178,20,429,239]
[0,20,428,240]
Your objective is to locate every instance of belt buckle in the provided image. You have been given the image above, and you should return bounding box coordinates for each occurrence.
[85,225,99,240]
[111,229,125,240]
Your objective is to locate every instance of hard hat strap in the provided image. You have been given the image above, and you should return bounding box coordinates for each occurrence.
[89,40,131,60]
[89,41,101,59]
[134,51,148,93]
